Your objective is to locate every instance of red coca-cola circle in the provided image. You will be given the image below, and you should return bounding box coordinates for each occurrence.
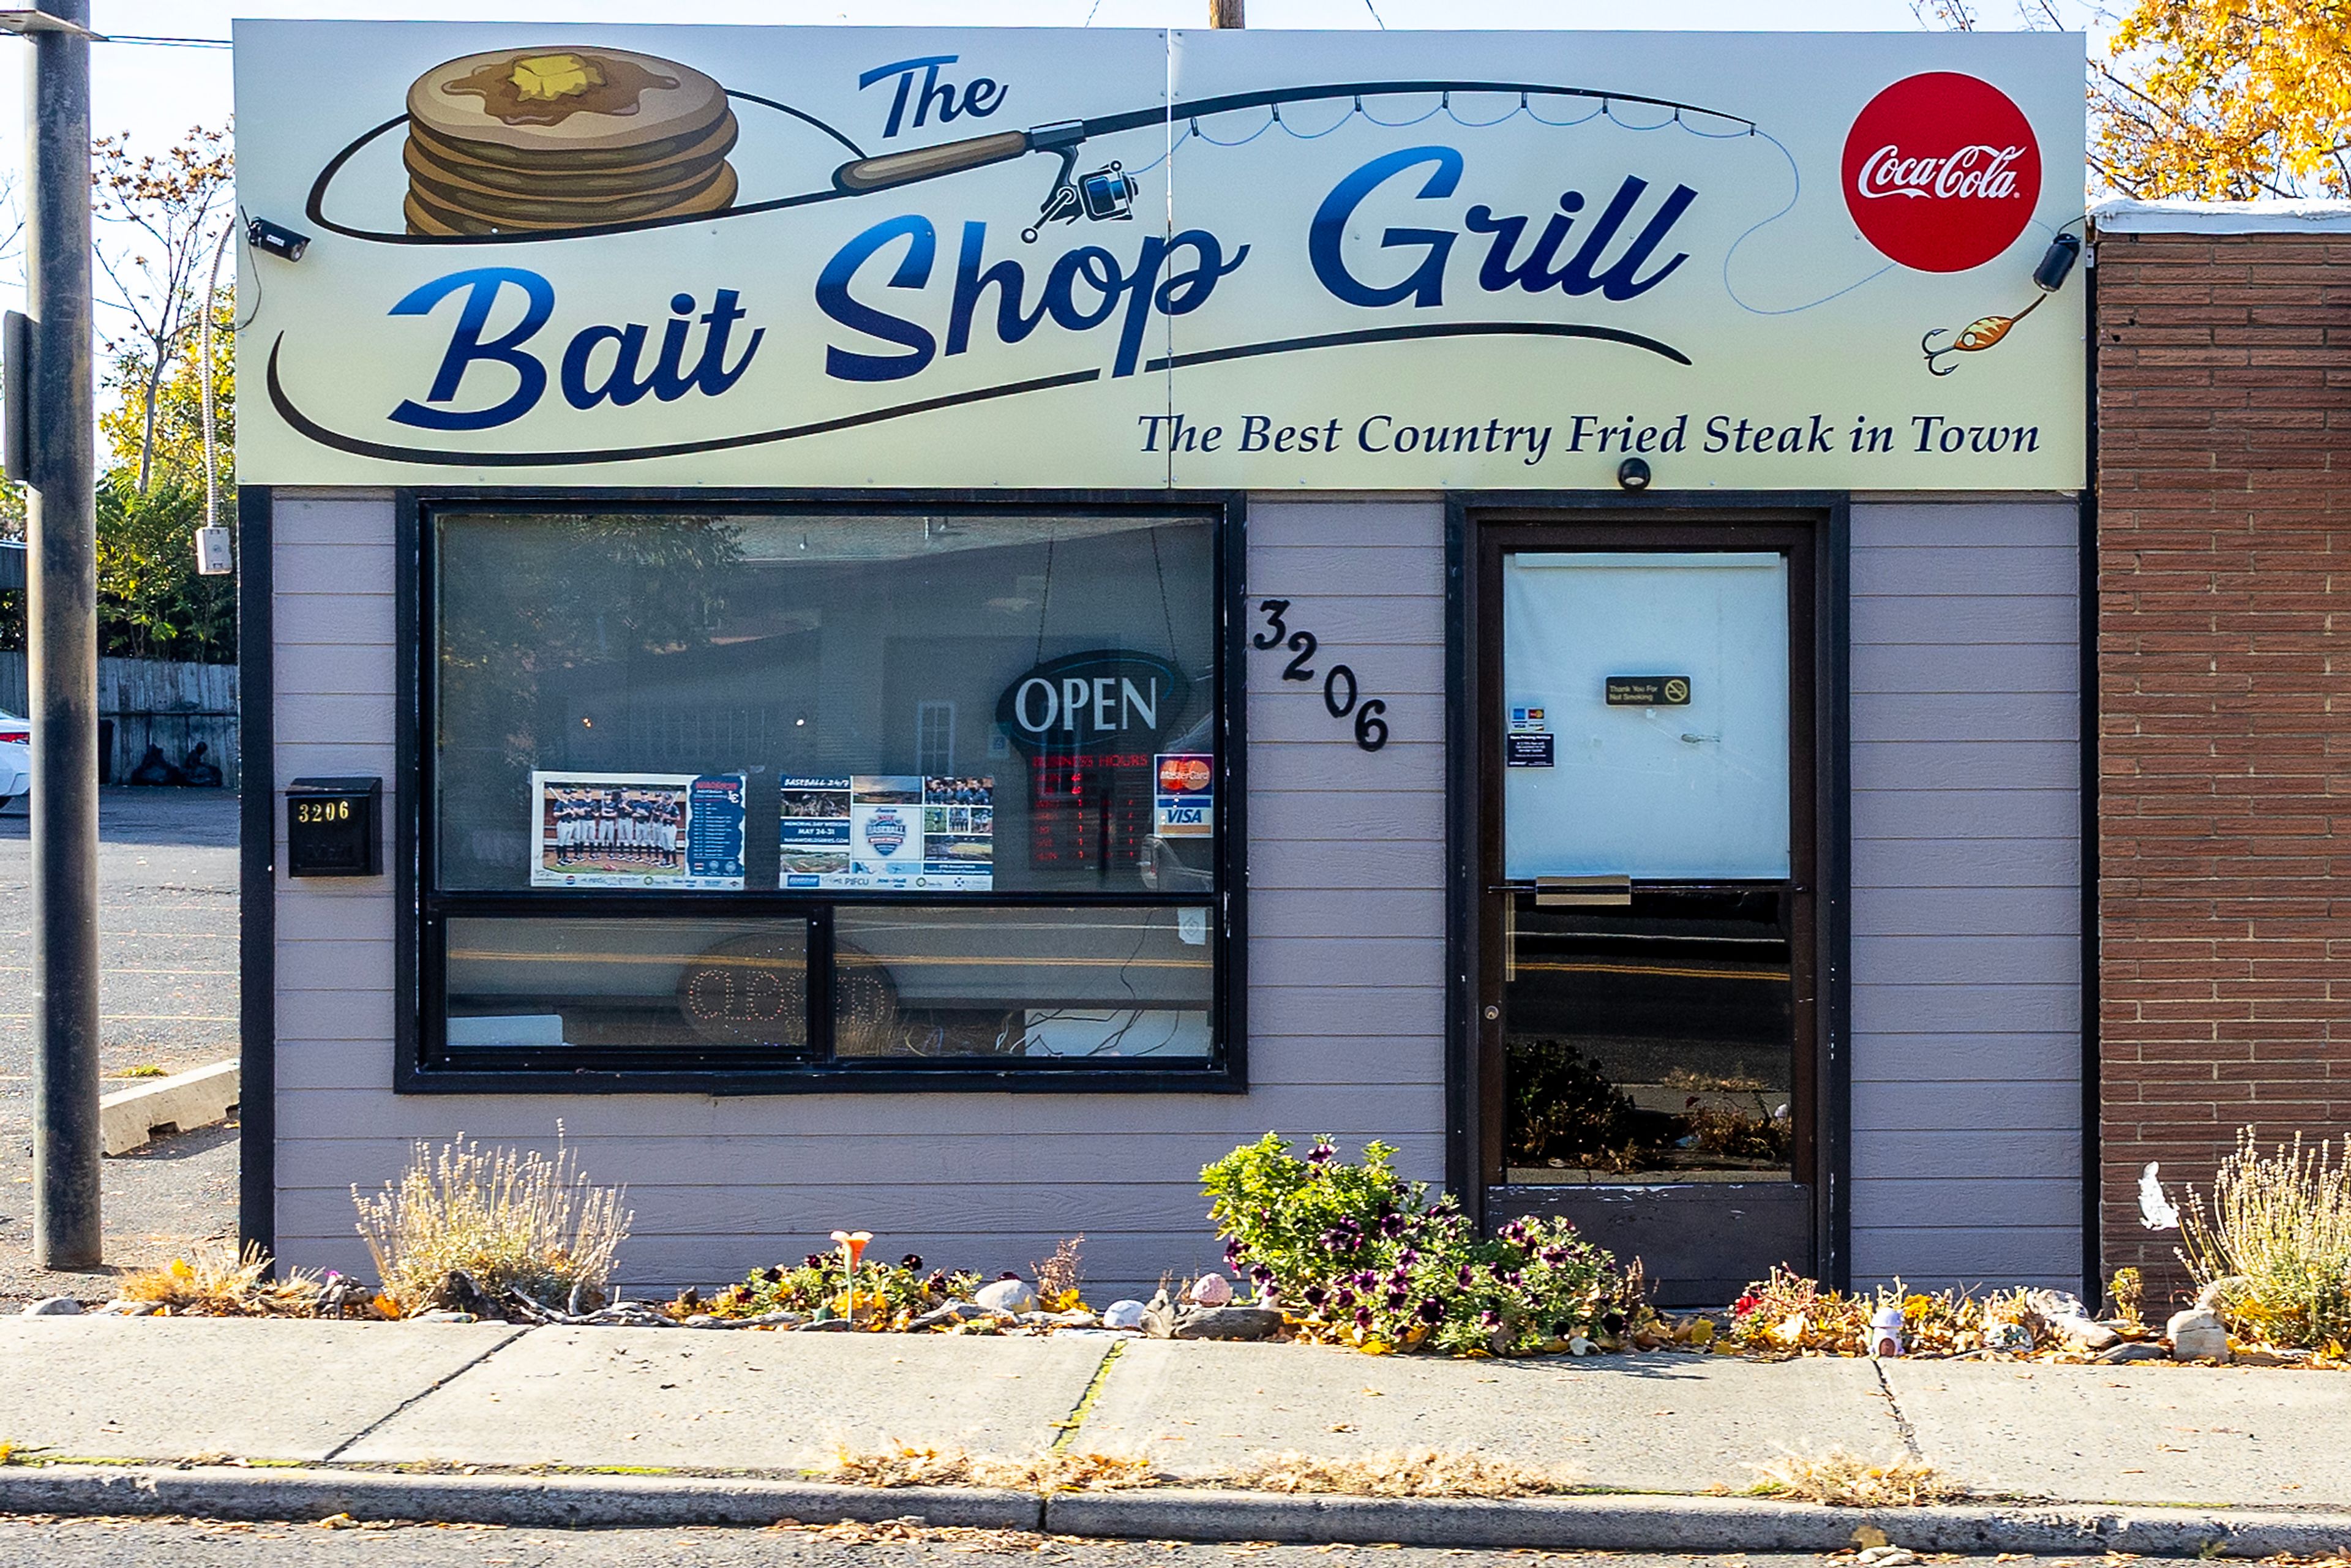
[1841,72,2041,274]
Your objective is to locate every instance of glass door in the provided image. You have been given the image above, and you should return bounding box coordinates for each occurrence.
[1480,532,1819,1304]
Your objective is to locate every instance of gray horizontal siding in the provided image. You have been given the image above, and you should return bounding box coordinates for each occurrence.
[1847,499,2082,1291]
[274,494,1450,1293]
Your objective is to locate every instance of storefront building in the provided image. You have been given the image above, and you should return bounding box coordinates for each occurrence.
[236,23,2091,1302]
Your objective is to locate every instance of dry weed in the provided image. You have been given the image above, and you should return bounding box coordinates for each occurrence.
[1747,1448,1962,1507]
[823,1444,1158,1492]
[1225,1449,1577,1498]
[116,1241,322,1317]
[1032,1235,1087,1310]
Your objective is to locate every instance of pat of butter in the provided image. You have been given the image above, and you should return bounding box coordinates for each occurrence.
[511,53,603,102]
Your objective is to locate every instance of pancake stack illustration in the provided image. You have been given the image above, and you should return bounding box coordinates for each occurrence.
[402,47,739,236]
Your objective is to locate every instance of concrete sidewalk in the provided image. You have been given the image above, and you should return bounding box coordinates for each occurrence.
[0,1319,2346,1550]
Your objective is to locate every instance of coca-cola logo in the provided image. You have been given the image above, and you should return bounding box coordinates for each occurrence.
[1841,72,2040,274]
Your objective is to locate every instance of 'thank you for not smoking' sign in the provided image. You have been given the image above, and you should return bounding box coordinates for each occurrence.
[235,24,2086,490]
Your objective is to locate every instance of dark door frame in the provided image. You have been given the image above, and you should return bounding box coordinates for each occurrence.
[1444,493,1852,1291]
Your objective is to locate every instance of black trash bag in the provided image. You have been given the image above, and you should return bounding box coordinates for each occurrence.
[127,743,186,787]
[181,741,222,789]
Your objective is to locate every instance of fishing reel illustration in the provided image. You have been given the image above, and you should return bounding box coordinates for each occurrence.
[1021,121,1140,243]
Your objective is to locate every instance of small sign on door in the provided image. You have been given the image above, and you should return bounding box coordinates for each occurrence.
[1605,675,1692,706]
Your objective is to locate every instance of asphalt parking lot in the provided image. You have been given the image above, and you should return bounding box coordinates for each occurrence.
[0,788,240,1304]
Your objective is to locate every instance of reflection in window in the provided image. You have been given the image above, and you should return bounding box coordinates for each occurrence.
[834,906,1213,1060]
[433,511,1217,895]
[1502,888,1793,1184]
[444,916,811,1054]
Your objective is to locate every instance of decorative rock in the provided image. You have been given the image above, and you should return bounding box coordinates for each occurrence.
[409,1309,478,1323]
[795,1316,855,1332]
[2049,1314,2120,1351]
[2167,1305,2231,1362]
[2093,1340,2169,1364]
[975,1277,1038,1315]
[1101,1299,1148,1330]
[911,1300,994,1329]
[1188,1272,1233,1307]
[21,1297,80,1316]
[1171,1305,1283,1341]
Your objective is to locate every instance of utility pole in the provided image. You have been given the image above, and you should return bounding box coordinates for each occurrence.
[9,0,102,1269]
[1210,0,1244,27]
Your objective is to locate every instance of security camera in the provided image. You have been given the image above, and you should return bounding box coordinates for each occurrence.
[247,216,311,262]
[1616,457,1652,492]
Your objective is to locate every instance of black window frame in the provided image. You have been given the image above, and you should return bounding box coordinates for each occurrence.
[395,488,1248,1096]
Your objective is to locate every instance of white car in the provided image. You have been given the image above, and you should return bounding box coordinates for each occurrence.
[0,707,28,812]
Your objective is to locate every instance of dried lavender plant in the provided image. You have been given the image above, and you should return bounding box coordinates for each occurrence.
[353,1127,632,1315]
[2178,1130,2351,1349]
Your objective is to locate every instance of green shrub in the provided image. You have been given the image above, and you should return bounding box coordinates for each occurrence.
[1201,1133,1643,1355]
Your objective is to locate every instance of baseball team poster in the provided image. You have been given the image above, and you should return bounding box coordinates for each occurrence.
[530,771,748,888]
[780,775,994,890]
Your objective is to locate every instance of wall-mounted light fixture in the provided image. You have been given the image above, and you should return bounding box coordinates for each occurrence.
[247,216,310,262]
[1616,457,1652,492]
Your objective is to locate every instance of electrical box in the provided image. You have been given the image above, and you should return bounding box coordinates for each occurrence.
[286,776,383,878]
[194,525,233,576]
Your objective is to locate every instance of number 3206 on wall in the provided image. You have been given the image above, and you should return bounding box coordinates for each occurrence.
[1251,599,1389,752]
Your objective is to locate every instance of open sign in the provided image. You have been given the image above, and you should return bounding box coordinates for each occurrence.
[997,648,1193,756]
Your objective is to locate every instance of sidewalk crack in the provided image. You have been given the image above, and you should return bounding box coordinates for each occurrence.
[1049,1340,1126,1452]
[1870,1357,1925,1461]
[320,1327,533,1463]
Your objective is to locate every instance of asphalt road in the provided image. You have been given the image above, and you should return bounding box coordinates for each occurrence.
[0,1525,2068,1568]
[0,788,241,1304]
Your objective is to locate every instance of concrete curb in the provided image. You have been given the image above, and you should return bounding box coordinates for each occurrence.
[99,1060,238,1155]
[0,1467,1041,1531]
[1,1466,2348,1555]
[1046,1490,2351,1555]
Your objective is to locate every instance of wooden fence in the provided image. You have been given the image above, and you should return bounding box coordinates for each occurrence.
[0,653,239,789]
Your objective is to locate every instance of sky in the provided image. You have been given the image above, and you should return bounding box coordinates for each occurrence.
[0,0,2094,375]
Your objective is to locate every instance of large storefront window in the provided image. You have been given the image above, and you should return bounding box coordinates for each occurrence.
[418,503,1235,1085]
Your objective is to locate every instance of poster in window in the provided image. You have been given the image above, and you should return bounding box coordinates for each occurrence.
[780,775,993,890]
[530,771,746,889]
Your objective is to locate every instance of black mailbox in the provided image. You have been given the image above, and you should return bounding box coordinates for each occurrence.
[286,776,383,877]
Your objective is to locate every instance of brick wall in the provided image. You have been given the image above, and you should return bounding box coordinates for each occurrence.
[2095,225,2351,1299]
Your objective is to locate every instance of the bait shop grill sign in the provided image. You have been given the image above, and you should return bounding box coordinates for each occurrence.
[236,24,2085,490]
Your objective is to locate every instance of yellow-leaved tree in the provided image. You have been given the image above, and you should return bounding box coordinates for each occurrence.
[2093,0,2351,198]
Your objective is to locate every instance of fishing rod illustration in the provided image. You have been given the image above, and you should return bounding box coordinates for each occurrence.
[305,53,1758,247]
[830,80,1760,246]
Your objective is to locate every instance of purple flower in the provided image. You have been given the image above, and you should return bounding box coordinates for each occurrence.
[1250,1264,1275,1286]
[901,1254,923,1272]
[1302,1286,1328,1308]
[1355,1305,1374,1329]
[1334,1288,1356,1309]
[1307,1141,1337,1165]
[1385,1289,1408,1310]
[1457,1264,1475,1288]
[1416,1297,1446,1324]
[803,1253,830,1270]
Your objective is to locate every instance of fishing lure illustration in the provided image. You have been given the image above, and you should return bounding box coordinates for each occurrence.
[1920,230,2080,377]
